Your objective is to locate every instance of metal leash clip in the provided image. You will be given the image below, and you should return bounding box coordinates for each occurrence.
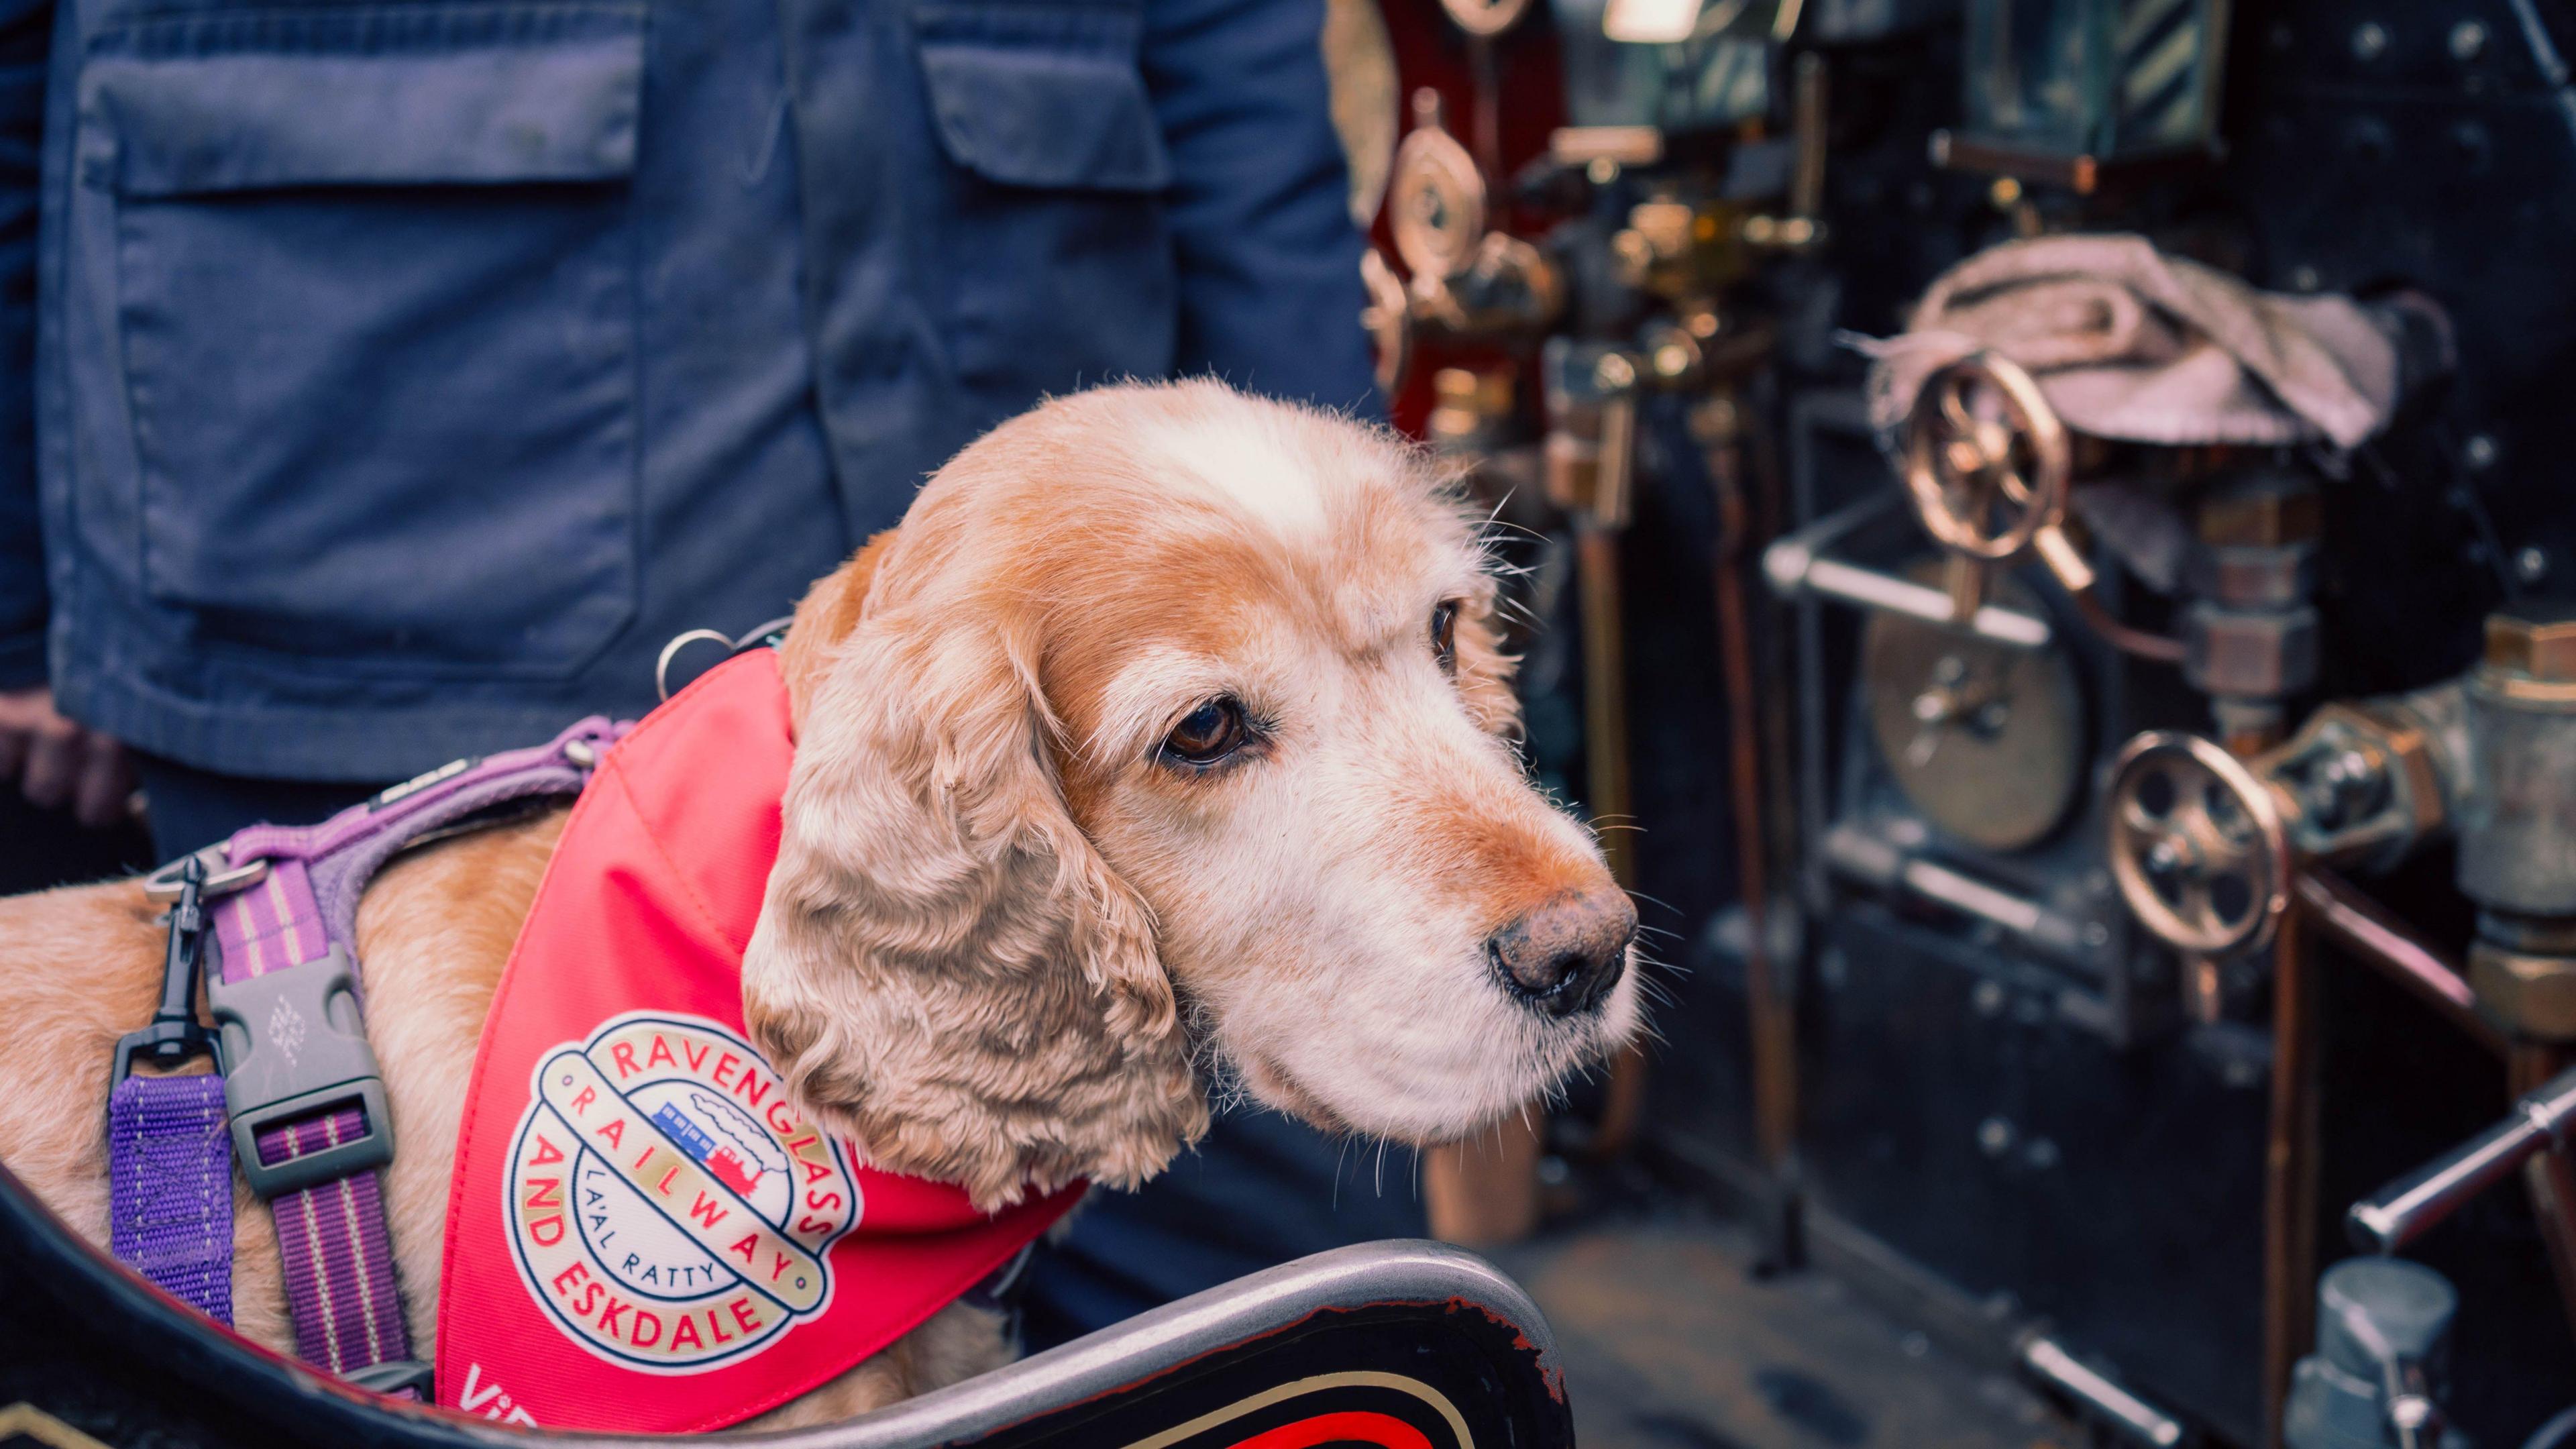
[112,855,217,1081]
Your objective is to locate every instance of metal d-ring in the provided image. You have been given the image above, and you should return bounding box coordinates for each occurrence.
[655,616,798,702]
[655,630,733,702]
[141,845,271,905]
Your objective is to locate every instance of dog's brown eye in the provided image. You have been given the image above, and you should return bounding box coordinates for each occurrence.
[1165,698,1248,765]
[1432,600,1460,676]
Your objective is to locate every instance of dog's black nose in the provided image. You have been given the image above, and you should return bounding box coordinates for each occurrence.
[1487,888,1636,1018]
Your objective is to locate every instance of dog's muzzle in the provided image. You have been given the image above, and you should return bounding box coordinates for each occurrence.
[1485,888,1636,1018]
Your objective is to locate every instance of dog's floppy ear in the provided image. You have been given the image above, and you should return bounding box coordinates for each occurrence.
[777,529,894,726]
[744,571,1207,1211]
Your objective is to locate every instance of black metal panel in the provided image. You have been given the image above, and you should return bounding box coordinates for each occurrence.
[2220,0,2576,672]
[1799,904,2271,1443]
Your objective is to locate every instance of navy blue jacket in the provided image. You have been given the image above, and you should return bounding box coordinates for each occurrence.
[0,0,1371,778]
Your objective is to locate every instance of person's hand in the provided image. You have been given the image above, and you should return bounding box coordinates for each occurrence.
[0,686,135,828]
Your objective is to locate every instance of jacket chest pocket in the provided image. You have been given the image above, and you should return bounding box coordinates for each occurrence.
[913,0,1177,394]
[78,4,646,678]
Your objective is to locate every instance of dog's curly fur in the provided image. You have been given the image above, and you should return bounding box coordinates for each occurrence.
[0,381,1638,1426]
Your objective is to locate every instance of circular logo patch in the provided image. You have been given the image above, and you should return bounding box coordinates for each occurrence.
[504,1012,861,1371]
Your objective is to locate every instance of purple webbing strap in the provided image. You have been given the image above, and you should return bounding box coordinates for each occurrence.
[108,1072,233,1323]
[205,714,623,1388]
[213,860,416,1382]
[211,857,330,985]
[228,716,627,963]
[260,1099,412,1377]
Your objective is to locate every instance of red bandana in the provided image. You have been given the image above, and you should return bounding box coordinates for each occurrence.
[437,649,1081,1432]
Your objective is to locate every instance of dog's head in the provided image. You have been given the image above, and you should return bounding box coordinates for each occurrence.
[744,381,1640,1208]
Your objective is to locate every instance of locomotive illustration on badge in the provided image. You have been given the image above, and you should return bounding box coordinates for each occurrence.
[504,1012,861,1371]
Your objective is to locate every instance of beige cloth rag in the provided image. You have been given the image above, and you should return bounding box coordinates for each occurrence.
[1860,233,2402,451]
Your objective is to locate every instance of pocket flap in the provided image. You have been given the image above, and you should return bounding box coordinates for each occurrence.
[81,4,647,197]
[915,1,1169,192]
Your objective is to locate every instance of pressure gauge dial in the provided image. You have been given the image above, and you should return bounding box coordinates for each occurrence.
[1864,561,2085,853]
[1389,93,1486,282]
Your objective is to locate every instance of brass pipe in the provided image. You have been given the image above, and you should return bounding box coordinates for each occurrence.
[2508,1045,2576,1354]
[2263,896,2320,1449]
[2294,870,2506,1059]
[1467,38,1502,190]
[1788,53,1827,222]
[1741,402,1801,914]
[1710,401,1797,1179]
[2216,704,2310,1449]
[2072,588,2186,665]
[1574,525,1633,888]
[1542,372,1646,1161]
[1575,521,1647,1155]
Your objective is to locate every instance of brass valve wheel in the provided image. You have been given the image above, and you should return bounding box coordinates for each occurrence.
[2106,732,2294,959]
[1901,352,2073,564]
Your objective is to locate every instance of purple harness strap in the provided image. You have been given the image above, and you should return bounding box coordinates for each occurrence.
[107,714,627,1393]
[107,1073,232,1322]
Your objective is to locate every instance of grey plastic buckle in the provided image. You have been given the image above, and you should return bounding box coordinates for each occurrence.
[207,944,395,1200]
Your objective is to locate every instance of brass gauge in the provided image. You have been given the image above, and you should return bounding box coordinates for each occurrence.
[1863,561,2086,853]
[1389,91,1487,282]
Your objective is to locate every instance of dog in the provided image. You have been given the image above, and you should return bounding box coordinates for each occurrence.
[0,380,1641,1427]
